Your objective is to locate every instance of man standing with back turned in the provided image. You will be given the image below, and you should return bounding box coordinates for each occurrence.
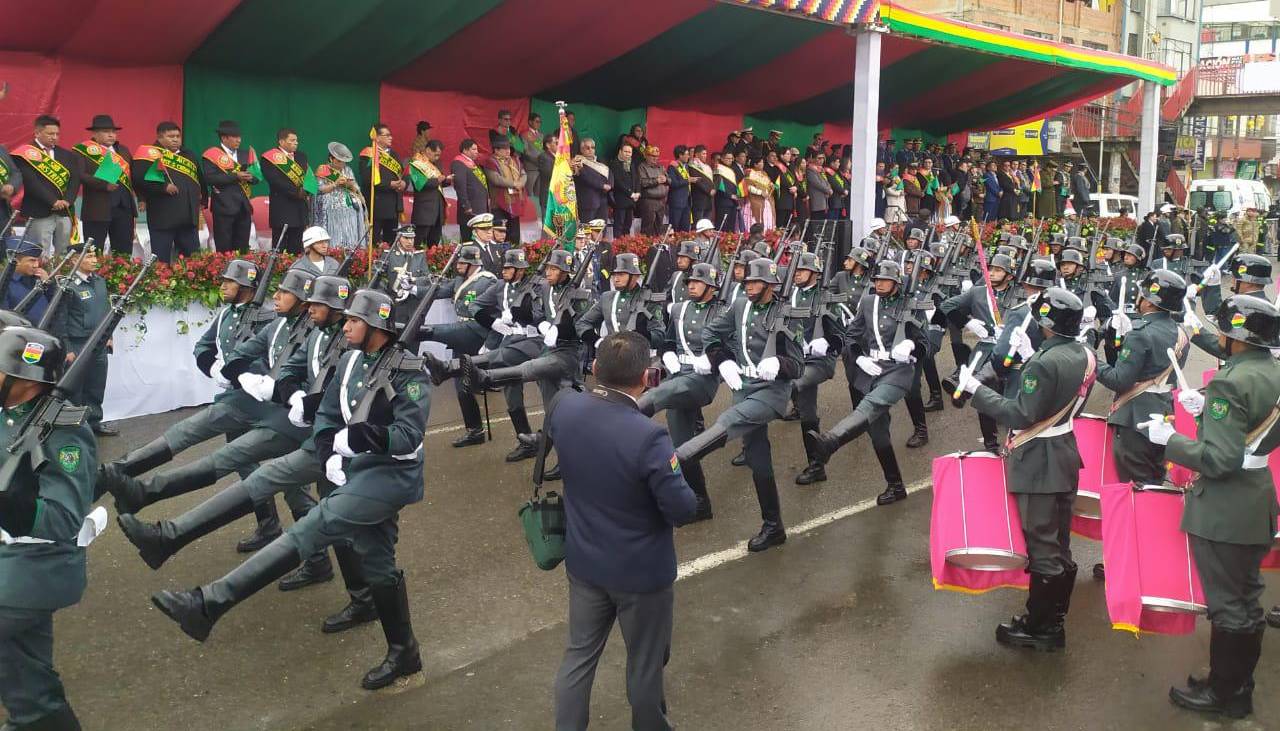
[549,332,697,731]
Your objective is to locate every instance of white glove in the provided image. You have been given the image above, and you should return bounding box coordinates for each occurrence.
[1203,267,1221,286]
[856,355,883,377]
[595,336,605,349]
[964,319,990,340]
[661,351,681,375]
[325,454,347,486]
[1083,305,1097,322]
[1137,413,1175,446]
[288,390,310,427]
[924,308,937,324]
[891,339,915,363]
[491,318,513,336]
[395,279,417,302]
[1178,390,1205,417]
[1009,327,1036,361]
[500,309,515,327]
[238,373,275,402]
[1110,311,1132,338]
[961,279,973,293]
[692,354,713,375]
[333,427,356,458]
[1182,307,1203,332]
[538,321,558,347]
[211,357,230,388]
[718,360,743,390]
[958,364,981,395]
[758,356,780,382]
[808,337,829,357]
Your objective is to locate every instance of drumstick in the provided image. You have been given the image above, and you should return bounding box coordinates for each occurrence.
[1003,312,1034,367]
[1167,347,1191,393]
[952,350,984,400]
[1113,276,1126,348]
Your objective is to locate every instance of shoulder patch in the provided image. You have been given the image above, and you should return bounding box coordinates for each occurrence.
[670,453,682,474]
[58,445,81,473]
[406,381,423,402]
[1022,375,1039,394]
[1119,346,1131,360]
[1209,397,1230,421]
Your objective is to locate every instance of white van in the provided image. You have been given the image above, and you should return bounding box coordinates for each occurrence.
[1188,178,1272,217]
[1062,193,1138,218]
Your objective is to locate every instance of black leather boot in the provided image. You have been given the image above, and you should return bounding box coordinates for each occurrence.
[1186,626,1258,694]
[17,702,82,731]
[996,572,1064,651]
[461,357,524,395]
[795,423,827,485]
[747,475,786,553]
[236,499,283,553]
[1170,627,1256,718]
[1054,563,1077,628]
[675,422,728,465]
[781,404,801,421]
[152,536,301,642]
[117,481,257,570]
[362,571,423,690]
[322,544,379,634]
[808,412,870,463]
[278,507,334,591]
[505,409,537,461]
[451,427,486,448]
[422,352,459,386]
[109,436,173,477]
[730,449,747,467]
[876,482,908,505]
[1268,605,1280,628]
[923,390,944,412]
[905,424,929,448]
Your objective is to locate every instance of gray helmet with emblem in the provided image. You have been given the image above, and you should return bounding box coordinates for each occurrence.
[989,253,1015,273]
[688,262,719,287]
[344,288,396,333]
[1124,243,1146,261]
[907,228,925,241]
[1231,253,1272,285]
[307,276,352,310]
[1034,287,1084,337]
[1024,258,1057,288]
[1065,236,1087,253]
[735,249,762,266]
[613,253,642,276]
[1215,294,1280,348]
[1059,249,1085,267]
[546,249,575,272]
[221,259,259,288]
[872,259,903,285]
[796,252,823,274]
[676,240,704,260]
[1162,234,1187,250]
[502,249,531,270]
[0,311,32,330]
[277,268,314,300]
[0,326,65,384]
[1139,269,1187,313]
[457,244,484,267]
[744,257,781,285]
[846,247,873,269]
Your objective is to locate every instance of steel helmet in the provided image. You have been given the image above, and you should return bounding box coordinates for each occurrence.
[307,276,353,310]
[1162,234,1187,250]
[846,247,873,269]
[872,259,903,285]
[796,252,823,274]
[1007,235,1029,251]
[1065,236,1087,252]
[1034,287,1084,337]
[301,226,330,249]
[1138,269,1187,313]
[1024,258,1057,288]
[688,262,719,287]
[1215,295,1280,348]
[1059,249,1085,267]
[907,228,925,242]
[546,249,575,273]
[221,259,259,288]
[277,268,315,300]
[0,311,32,330]
[676,240,704,260]
[744,257,781,285]
[456,244,484,267]
[613,253,642,276]
[735,249,762,266]
[502,249,531,270]
[1124,243,1146,261]
[859,236,880,249]
[989,253,1015,273]
[344,288,397,333]
[1231,253,1272,285]
[0,326,65,384]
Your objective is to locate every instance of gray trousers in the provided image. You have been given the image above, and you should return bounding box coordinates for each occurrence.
[25,216,72,258]
[554,573,674,731]
[1191,536,1270,632]
[715,389,785,522]
[0,607,66,725]
[163,401,264,481]
[285,484,404,588]
[478,347,533,413]
[792,357,836,424]
[517,345,583,406]
[1112,425,1166,485]
[244,448,324,517]
[66,340,107,429]
[1016,492,1075,576]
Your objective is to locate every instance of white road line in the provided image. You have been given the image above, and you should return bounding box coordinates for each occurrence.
[425,409,545,436]
[676,477,932,581]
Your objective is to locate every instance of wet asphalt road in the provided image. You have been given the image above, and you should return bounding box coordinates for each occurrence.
[38,337,1280,731]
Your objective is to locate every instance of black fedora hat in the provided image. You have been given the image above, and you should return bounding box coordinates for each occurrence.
[216,120,242,137]
[86,114,122,131]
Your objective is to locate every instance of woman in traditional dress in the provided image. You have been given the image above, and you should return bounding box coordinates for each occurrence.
[312,141,365,251]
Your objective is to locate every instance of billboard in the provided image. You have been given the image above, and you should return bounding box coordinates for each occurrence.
[986,120,1050,156]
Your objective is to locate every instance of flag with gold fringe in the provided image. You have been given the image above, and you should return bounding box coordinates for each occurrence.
[542,104,578,251]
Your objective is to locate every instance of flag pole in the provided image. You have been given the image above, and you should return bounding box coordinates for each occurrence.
[367,127,377,269]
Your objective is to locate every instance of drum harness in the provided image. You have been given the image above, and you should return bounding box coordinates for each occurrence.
[1007,347,1098,450]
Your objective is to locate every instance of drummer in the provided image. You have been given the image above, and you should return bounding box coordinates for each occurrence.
[1092,270,1190,581]
[1139,295,1280,720]
[1186,254,1272,359]
[955,288,1095,652]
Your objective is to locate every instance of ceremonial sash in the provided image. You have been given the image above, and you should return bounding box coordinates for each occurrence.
[688,159,714,181]
[12,144,70,195]
[409,157,442,192]
[578,157,609,180]
[74,141,132,192]
[360,147,403,178]
[263,147,306,188]
[1008,349,1097,450]
[134,144,198,185]
[0,156,9,187]
[715,164,738,192]
[673,163,689,181]
[203,147,253,197]
[452,154,487,191]
[1110,329,1189,414]
[316,164,356,207]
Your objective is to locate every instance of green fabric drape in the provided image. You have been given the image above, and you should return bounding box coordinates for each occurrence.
[530,99,646,160]
[741,116,821,154]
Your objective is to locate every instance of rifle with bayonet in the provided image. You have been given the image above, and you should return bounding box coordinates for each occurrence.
[231,225,288,346]
[35,242,94,330]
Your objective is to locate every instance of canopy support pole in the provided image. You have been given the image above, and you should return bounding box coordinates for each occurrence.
[1137,80,1160,216]
[849,28,882,243]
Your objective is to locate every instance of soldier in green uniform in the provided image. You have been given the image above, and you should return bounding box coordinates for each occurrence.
[1186,254,1270,355]
[956,288,1095,651]
[49,242,114,436]
[675,257,806,551]
[1103,243,1148,366]
[0,326,97,731]
[942,252,1015,453]
[150,288,432,690]
[666,240,705,307]
[1140,295,1280,719]
[789,252,846,485]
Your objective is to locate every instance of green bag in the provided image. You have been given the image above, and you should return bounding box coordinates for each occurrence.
[518,427,566,570]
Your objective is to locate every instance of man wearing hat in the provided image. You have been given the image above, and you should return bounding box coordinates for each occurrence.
[2,237,51,322]
[12,115,81,258]
[451,138,488,244]
[637,146,669,236]
[313,142,363,251]
[50,241,117,436]
[408,139,448,247]
[483,137,527,245]
[292,226,340,276]
[761,130,783,158]
[465,213,503,275]
[261,128,311,254]
[132,121,203,262]
[201,120,259,253]
[75,114,136,256]
[362,123,406,247]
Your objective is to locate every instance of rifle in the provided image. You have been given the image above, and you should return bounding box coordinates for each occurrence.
[759,240,804,360]
[367,244,392,292]
[550,242,600,322]
[0,255,155,493]
[512,242,558,313]
[0,211,17,241]
[334,248,358,278]
[621,234,673,331]
[35,242,94,330]
[713,235,750,309]
[807,238,849,342]
[231,225,288,346]
[348,244,462,425]
[12,250,74,316]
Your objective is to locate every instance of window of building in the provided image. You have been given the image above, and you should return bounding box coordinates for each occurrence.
[1062,36,1075,44]
[1160,0,1193,20]
[1024,29,1054,39]
[1082,40,1109,51]
[982,21,1010,31]
[1127,32,1140,56]
[1162,38,1194,76]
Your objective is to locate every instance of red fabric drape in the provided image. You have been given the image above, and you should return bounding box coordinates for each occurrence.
[644,107,743,160]
[378,85,530,158]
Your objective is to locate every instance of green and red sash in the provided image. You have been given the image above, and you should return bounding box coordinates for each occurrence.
[263,147,306,188]
[12,144,71,194]
[202,146,253,197]
[136,144,200,185]
[0,155,9,187]
[74,141,132,191]
[359,146,402,178]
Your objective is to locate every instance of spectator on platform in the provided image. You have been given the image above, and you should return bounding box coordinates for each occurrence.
[313,142,364,251]
[688,145,715,224]
[452,138,489,243]
[982,161,1000,222]
[610,144,639,238]
[483,138,527,244]
[15,115,80,258]
[572,138,612,224]
[998,159,1020,220]
[805,151,833,221]
[666,145,692,233]
[521,113,544,218]
[901,161,923,219]
[744,155,775,231]
[536,133,556,214]
[636,145,669,235]
[618,124,647,160]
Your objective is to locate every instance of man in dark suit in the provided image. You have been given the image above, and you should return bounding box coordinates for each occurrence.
[609,143,639,238]
[450,138,488,244]
[409,139,448,246]
[200,120,258,253]
[361,122,406,246]
[260,128,310,254]
[1071,165,1094,217]
[572,138,612,225]
[132,121,203,262]
[548,332,697,731]
[688,145,715,224]
[75,114,136,256]
[666,145,692,232]
[12,115,81,257]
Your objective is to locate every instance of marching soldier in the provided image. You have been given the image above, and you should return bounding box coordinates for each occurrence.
[1103,243,1148,365]
[0,326,97,731]
[955,288,1095,651]
[676,257,806,551]
[1186,254,1271,357]
[133,121,204,262]
[201,120,258,253]
[260,128,311,254]
[942,252,1016,453]
[574,253,665,350]
[151,288,431,691]
[75,114,136,256]
[50,242,116,436]
[1140,295,1280,719]
[667,240,705,307]
[790,252,846,485]
[12,115,80,258]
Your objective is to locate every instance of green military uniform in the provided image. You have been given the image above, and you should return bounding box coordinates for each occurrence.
[0,399,97,728]
[51,272,110,430]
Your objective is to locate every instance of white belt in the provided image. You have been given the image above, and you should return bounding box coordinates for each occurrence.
[1243,453,1269,470]
[524,326,540,338]
[678,354,696,365]
[869,348,892,361]
[1144,384,1173,395]
[741,365,761,379]
[1010,419,1073,442]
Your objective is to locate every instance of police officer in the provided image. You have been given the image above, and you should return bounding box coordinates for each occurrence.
[292,226,341,276]
[790,251,846,484]
[1103,244,1148,365]
[1141,295,1280,719]
[942,252,1015,453]
[150,288,431,691]
[641,262,721,520]
[384,226,430,322]
[575,253,665,349]
[674,257,804,550]
[809,259,930,505]
[1150,234,1191,277]
[956,288,1095,651]
[0,326,96,730]
[3,238,52,322]
[49,242,115,435]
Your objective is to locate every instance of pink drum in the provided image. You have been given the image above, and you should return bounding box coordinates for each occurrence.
[930,452,1029,594]
[1101,483,1205,636]
[1073,414,1116,520]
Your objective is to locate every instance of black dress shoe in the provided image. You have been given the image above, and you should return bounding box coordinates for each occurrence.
[278,556,335,591]
[996,614,1065,651]
[730,450,747,467]
[905,425,929,448]
[747,522,786,552]
[543,464,561,481]
[923,392,944,412]
[1267,605,1280,628]
[505,439,539,462]
[93,423,120,437]
[1092,563,1106,581]
[876,483,907,505]
[322,599,378,634]
[235,523,283,554]
[1169,682,1252,718]
[794,463,827,485]
[451,428,486,448]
